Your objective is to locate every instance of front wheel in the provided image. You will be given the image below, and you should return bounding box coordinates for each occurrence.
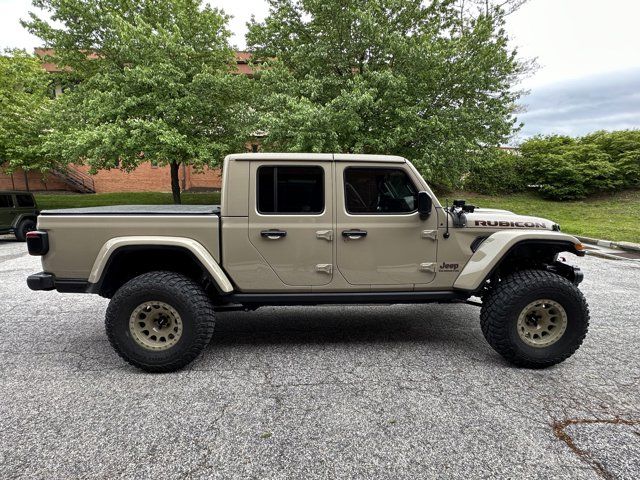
[480,270,589,368]
[105,271,215,372]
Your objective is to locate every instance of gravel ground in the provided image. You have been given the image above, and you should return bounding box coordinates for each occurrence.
[1,237,639,479]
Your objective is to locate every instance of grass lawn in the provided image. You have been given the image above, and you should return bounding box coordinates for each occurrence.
[35,189,640,243]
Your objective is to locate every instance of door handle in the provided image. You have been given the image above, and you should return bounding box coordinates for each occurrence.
[261,229,287,240]
[342,229,367,240]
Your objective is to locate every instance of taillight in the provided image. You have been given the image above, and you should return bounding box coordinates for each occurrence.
[27,231,49,256]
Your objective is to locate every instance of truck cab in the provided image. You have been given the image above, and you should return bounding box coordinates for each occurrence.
[26,154,589,372]
[221,153,442,292]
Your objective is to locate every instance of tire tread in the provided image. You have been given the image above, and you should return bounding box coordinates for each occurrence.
[480,269,589,368]
[105,271,215,372]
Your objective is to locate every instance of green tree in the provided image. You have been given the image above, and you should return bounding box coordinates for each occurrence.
[24,0,253,203]
[247,0,527,189]
[0,49,52,176]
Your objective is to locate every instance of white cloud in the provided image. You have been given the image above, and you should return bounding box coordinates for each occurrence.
[516,68,640,138]
[215,0,269,49]
[506,0,640,89]
[0,0,41,50]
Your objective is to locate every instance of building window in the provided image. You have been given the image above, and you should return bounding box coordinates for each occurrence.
[258,166,324,214]
[344,168,418,214]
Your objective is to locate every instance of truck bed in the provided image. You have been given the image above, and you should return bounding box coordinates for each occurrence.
[40,205,221,216]
[37,205,222,279]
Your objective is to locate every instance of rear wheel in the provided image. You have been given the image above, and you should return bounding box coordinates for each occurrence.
[105,271,215,372]
[15,218,36,241]
[480,270,589,368]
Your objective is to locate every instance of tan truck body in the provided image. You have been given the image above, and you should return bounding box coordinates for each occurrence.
[27,153,589,372]
[33,153,583,295]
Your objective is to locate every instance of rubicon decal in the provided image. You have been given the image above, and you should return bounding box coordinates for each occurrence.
[474,220,547,228]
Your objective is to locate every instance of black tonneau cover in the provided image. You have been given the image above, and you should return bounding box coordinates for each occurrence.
[39,205,221,216]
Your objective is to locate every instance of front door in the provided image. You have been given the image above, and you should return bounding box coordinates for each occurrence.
[0,194,14,229]
[336,163,438,286]
[248,161,334,286]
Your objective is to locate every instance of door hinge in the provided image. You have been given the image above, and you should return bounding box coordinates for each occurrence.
[421,230,437,240]
[316,230,333,241]
[315,263,333,274]
[419,262,437,273]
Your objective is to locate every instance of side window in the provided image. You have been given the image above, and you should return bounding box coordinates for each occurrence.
[0,195,13,208]
[258,166,324,214]
[16,194,35,208]
[344,168,418,214]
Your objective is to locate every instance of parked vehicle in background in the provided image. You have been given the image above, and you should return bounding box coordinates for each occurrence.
[26,154,589,372]
[0,191,39,241]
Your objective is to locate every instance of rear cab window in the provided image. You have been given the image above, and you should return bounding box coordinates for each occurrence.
[257,166,324,214]
[15,194,35,208]
[344,168,418,214]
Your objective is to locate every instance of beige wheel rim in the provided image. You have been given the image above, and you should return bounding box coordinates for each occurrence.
[517,299,568,348]
[129,301,183,351]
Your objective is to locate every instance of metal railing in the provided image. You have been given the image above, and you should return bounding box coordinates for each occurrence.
[52,166,96,193]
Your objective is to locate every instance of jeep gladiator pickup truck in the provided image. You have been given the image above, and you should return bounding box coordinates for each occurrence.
[26,153,589,372]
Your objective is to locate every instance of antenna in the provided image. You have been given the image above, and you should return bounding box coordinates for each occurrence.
[443,199,450,239]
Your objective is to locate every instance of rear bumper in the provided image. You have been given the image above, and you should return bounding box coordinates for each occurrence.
[27,272,55,291]
[27,272,93,293]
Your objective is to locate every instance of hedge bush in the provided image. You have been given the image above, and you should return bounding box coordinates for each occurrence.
[465,149,526,195]
[466,130,640,200]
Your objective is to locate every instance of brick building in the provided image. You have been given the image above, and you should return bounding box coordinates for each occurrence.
[0,163,224,193]
[0,50,256,193]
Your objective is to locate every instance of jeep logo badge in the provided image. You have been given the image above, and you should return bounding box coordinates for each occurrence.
[439,261,460,272]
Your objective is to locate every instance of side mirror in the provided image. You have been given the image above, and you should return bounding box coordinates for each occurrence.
[417,191,432,219]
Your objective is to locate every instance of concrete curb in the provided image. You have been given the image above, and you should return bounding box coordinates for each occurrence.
[576,235,640,253]
[585,250,627,261]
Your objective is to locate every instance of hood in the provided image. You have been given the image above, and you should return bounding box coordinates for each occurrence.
[464,208,556,232]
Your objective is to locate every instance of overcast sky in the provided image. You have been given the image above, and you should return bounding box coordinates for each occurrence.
[2,0,639,139]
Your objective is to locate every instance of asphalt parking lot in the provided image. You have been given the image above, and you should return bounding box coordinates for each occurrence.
[1,237,639,479]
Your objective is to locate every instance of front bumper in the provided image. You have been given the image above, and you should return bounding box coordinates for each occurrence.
[550,261,584,285]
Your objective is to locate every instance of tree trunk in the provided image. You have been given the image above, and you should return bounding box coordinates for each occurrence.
[170,160,182,204]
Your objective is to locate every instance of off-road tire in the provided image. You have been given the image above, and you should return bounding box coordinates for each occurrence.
[15,218,36,242]
[480,269,589,368]
[105,271,215,372]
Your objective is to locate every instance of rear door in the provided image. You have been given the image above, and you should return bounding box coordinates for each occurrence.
[13,193,36,220]
[0,194,14,229]
[248,161,334,286]
[335,163,438,286]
